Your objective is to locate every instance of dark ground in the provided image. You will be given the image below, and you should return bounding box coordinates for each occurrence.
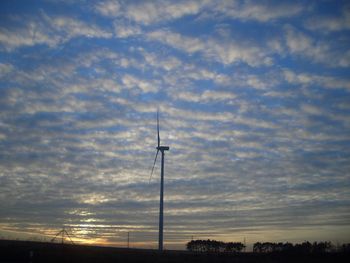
[0,240,349,263]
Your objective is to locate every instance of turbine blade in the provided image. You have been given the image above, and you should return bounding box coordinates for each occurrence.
[149,150,159,183]
[157,110,160,147]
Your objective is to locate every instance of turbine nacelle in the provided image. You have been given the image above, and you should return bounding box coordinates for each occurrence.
[157,146,170,151]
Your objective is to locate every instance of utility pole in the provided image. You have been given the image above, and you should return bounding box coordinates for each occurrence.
[127,232,130,248]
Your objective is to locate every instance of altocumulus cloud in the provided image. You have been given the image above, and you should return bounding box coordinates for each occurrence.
[0,0,350,249]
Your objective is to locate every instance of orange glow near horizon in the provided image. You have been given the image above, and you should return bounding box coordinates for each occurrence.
[1,223,350,251]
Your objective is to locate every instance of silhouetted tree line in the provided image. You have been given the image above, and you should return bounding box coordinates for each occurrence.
[186,240,350,254]
[186,239,245,253]
[252,241,346,254]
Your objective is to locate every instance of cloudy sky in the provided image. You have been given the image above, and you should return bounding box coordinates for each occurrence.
[1,0,350,250]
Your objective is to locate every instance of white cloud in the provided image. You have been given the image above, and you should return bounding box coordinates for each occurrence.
[0,14,112,51]
[124,0,207,25]
[300,102,350,129]
[91,78,121,93]
[284,25,350,67]
[148,30,272,66]
[283,69,313,85]
[114,22,141,38]
[94,0,209,25]
[301,103,322,116]
[162,104,278,131]
[173,89,236,103]
[0,63,14,77]
[305,6,350,32]
[148,30,203,53]
[164,106,234,122]
[23,95,103,115]
[141,51,182,71]
[0,21,59,51]
[50,16,112,40]
[76,48,119,68]
[121,74,159,93]
[283,69,350,91]
[0,133,7,140]
[106,0,304,25]
[246,75,268,89]
[285,26,313,54]
[213,1,304,22]
[95,0,121,17]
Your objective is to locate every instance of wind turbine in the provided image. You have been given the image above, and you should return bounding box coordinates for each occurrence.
[51,226,74,245]
[150,110,169,252]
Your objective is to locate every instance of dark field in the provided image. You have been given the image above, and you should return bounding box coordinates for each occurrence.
[1,240,349,263]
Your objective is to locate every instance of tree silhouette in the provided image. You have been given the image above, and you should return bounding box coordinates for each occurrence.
[253,241,334,254]
[186,239,245,253]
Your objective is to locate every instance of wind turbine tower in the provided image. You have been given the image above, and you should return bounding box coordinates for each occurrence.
[150,111,170,252]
